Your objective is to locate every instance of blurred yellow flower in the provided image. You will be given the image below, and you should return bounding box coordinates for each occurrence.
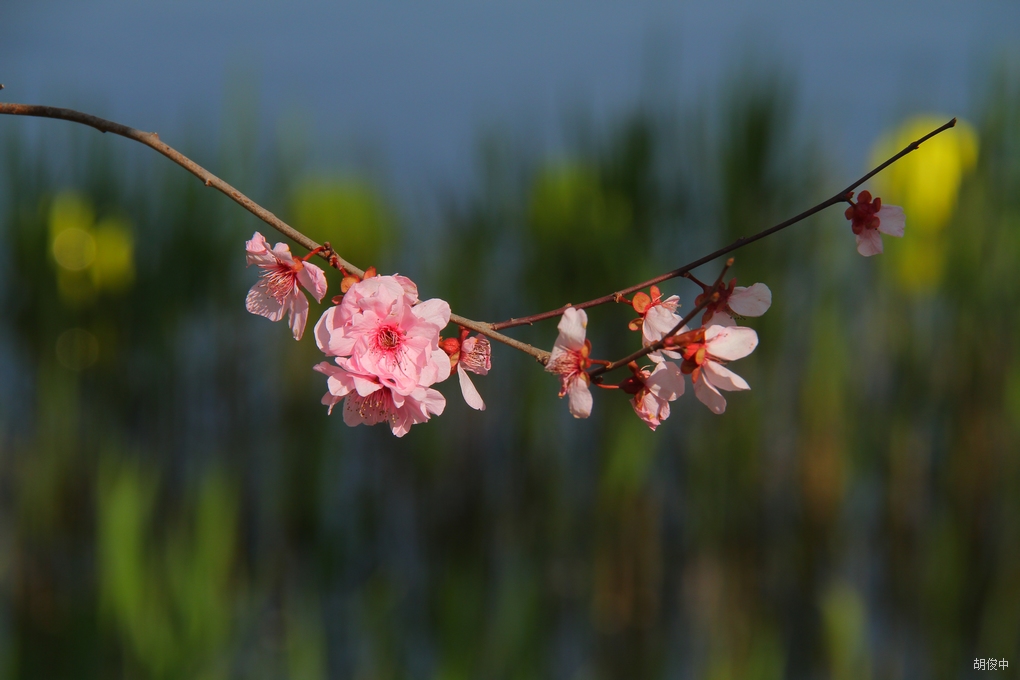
[869,116,978,292]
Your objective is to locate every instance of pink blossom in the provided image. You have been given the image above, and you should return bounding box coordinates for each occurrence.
[676,325,757,414]
[545,307,593,418]
[845,190,905,257]
[313,362,447,437]
[629,285,682,347]
[245,232,327,340]
[628,360,686,430]
[456,335,491,411]
[313,274,452,437]
[698,280,772,327]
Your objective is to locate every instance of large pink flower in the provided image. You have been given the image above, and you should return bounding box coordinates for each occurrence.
[676,325,758,414]
[245,232,327,340]
[845,190,905,257]
[313,274,452,436]
[545,307,593,418]
[628,360,686,430]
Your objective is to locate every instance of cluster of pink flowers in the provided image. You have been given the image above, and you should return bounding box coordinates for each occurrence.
[545,278,768,430]
[242,190,904,436]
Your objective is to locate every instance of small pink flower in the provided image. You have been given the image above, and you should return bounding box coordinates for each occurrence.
[313,274,452,437]
[245,232,327,340]
[630,286,685,361]
[676,325,757,414]
[456,334,491,411]
[701,281,772,327]
[626,360,685,431]
[845,190,905,257]
[545,307,593,418]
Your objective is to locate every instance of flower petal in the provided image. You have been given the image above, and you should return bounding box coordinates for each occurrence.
[855,228,883,257]
[727,283,772,317]
[877,205,905,237]
[702,360,750,392]
[458,364,486,410]
[642,304,683,344]
[704,326,758,361]
[411,298,452,331]
[693,374,727,414]
[287,289,310,341]
[246,280,287,321]
[645,360,685,401]
[297,262,328,302]
[566,375,593,418]
[555,307,588,351]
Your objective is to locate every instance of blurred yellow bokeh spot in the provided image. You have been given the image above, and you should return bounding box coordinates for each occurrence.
[869,116,978,292]
[49,191,136,302]
[92,218,135,292]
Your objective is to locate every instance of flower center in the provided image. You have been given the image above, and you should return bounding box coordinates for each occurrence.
[261,263,299,302]
[375,324,405,352]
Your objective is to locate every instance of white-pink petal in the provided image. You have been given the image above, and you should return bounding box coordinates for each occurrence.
[642,304,683,345]
[555,307,588,352]
[645,360,685,400]
[702,360,750,392]
[855,228,884,257]
[727,283,772,317]
[693,374,728,414]
[704,325,758,361]
[566,376,593,418]
[877,205,906,238]
[457,364,486,410]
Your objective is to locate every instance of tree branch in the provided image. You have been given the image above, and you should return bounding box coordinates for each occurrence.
[491,117,957,331]
[0,102,551,363]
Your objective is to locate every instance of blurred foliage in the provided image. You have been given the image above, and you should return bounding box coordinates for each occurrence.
[1,64,1019,680]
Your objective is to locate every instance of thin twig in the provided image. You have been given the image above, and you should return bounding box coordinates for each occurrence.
[492,117,957,331]
[0,102,552,363]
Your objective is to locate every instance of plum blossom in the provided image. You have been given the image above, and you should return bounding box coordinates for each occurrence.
[313,274,451,437]
[245,232,328,340]
[456,335,491,411]
[699,280,772,327]
[623,360,686,430]
[629,285,683,347]
[440,331,492,411]
[674,325,758,414]
[545,307,594,418]
[845,190,905,257]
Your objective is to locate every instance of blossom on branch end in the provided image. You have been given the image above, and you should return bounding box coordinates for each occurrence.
[245,232,327,340]
[546,308,594,418]
[673,325,758,414]
[845,190,905,257]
